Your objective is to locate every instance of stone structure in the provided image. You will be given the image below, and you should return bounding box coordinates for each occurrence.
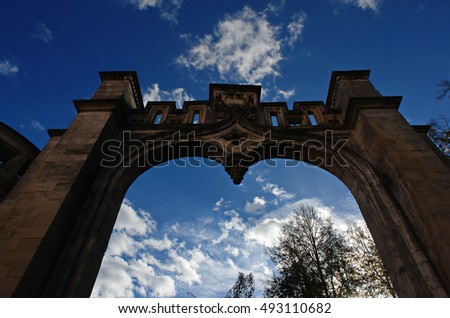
[0,123,40,202]
[0,70,449,297]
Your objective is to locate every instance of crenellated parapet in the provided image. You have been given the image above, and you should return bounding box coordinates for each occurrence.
[92,70,391,130]
[142,84,343,127]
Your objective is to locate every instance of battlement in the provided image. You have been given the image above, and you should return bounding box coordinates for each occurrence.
[88,70,393,129]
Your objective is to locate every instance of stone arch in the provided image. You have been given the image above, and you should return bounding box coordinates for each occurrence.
[0,70,449,297]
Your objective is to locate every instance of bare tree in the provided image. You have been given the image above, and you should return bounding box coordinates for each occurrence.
[265,205,357,298]
[428,115,450,157]
[437,79,450,100]
[265,204,395,298]
[346,223,396,297]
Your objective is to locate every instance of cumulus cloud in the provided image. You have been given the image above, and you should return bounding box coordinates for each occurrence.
[94,191,363,297]
[93,200,177,297]
[245,218,283,247]
[244,196,267,213]
[144,234,173,251]
[127,0,183,24]
[107,231,138,256]
[168,248,207,286]
[115,199,156,235]
[91,255,135,297]
[176,6,292,84]
[143,83,194,109]
[128,259,177,297]
[32,22,54,43]
[264,197,364,233]
[0,59,19,76]
[92,255,177,297]
[339,0,382,12]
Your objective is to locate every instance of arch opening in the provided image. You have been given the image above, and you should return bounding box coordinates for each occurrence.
[41,127,446,298]
[91,158,384,298]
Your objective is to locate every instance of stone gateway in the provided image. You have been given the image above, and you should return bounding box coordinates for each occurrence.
[0,70,449,297]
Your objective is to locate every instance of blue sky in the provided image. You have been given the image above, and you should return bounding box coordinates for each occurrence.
[1,0,450,297]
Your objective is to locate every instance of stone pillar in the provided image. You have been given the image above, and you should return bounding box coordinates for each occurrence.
[352,105,449,296]
[331,71,450,296]
[0,72,141,297]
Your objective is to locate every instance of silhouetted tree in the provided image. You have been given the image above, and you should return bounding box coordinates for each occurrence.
[427,80,450,156]
[226,272,255,298]
[346,223,397,297]
[428,115,450,157]
[265,205,357,297]
[265,204,395,298]
[437,79,450,100]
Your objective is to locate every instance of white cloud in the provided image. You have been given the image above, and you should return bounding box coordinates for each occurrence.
[255,175,265,183]
[143,83,194,109]
[263,182,294,200]
[92,253,177,297]
[339,0,382,12]
[226,257,237,269]
[176,6,284,84]
[132,0,158,9]
[170,222,179,232]
[267,0,286,13]
[244,196,267,213]
[212,197,233,212]
[127,0,182,24]
[176,5,307,84]
[32,22,54,43]
[91,255,135,297]
[128,259,176,297]
[31,119,45,131]
[93,199,180,297]
[277,88,295,100]
[168,248,206,286]
[0,59,19,76]
[245,218,283,247]
[286,12,306,47]
[143,234,173,251]
[213,197,225,211]
[224,245,240,257]
[107,231,138,256]
[94,192,364,297]
[213,210,247,244]
[114,199,156,236]
[263,197,364,233]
